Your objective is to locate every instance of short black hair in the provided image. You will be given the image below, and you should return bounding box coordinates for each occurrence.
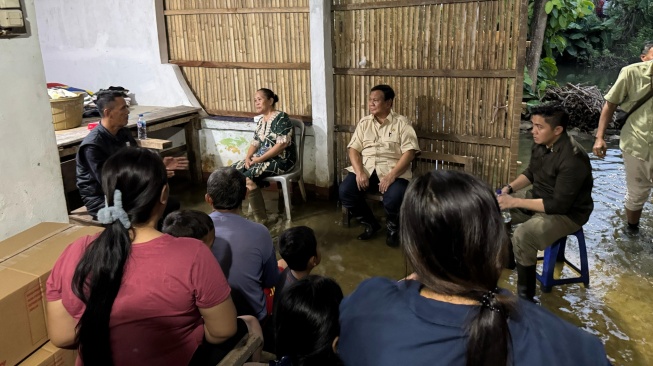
[95,90,127,117]
[279,226,318,271]
[206,167,247,210]
[370,84,395,101]
[162,210,214,240]
[642,41,653,57]
[529,102,569,130]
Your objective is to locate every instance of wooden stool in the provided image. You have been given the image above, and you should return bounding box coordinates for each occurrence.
[217,333,263,366]
[341,193,383,227]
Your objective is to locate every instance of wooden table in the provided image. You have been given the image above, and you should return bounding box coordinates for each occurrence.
[56,105,203,183]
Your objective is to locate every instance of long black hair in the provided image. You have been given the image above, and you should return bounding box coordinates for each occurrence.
[275,275,344,366]
[72,147,168,365]
[400,170,516,366]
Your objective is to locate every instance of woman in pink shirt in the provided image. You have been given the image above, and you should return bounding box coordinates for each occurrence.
[46,147,250,365]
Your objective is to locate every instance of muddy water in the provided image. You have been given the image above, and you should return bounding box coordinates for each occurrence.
[175,133,652,365]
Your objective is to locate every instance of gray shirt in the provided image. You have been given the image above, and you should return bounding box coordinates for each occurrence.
[210,211,279,320]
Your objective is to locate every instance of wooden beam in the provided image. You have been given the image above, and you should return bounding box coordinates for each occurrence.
[206,109,312,123]
[332,0,493,11]
[417,132,511,147]
[171,60,310,70]
[135,138,173,150]
[164,7,309,15]
[333,68,515,78]
[335,125,509,147]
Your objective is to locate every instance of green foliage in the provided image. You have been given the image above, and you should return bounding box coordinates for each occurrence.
[524,0,614,102]
[606,0,653,42]
[542,0,596,58]
[523,57,558,102]
[623,27,653,62]
[560,14,612,62]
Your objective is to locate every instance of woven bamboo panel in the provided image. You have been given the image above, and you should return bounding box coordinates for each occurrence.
[332,0,527,187]
[166,13,309,63]
[164,0,311,117]
[183,67,312,117]
[166,0,308,10]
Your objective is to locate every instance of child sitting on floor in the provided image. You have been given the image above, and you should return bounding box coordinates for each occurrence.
[162,209,216,248]
[274,226,320,309]
[272,275,343,366]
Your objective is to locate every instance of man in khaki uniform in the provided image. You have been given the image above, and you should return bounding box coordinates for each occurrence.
[339,85,420,247]
[594,41,653,233]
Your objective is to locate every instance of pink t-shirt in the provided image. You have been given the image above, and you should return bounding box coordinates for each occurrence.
[46,233,231,366]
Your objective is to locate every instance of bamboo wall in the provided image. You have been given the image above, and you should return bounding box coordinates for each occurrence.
[164,0,312,119]
[332,0,528,187]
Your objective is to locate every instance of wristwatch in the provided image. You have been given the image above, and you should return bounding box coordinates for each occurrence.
[504,184,513,194]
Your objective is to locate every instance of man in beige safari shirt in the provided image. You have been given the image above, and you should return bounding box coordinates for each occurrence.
[594,41,653,234]
[339,85,420,247]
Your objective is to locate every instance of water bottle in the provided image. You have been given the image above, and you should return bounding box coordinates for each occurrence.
[496,189,512,223]
[137,114,147,140]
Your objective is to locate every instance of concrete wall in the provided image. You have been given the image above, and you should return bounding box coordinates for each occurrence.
[0,0,68,240]
[34,0,197,107]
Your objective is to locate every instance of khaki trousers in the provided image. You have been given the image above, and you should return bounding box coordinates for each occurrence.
[510,189,581,266]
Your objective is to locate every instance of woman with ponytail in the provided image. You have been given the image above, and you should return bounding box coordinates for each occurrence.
[338,170,609,366]
[46,147,250,365]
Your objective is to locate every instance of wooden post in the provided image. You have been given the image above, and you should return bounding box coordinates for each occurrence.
[185,116,203,183]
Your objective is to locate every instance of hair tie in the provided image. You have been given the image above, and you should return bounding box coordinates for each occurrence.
[480,288,502,313]
[97,189,131,229]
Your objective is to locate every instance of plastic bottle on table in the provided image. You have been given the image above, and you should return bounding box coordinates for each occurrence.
[496,189,512,223]
[137,114,147,140]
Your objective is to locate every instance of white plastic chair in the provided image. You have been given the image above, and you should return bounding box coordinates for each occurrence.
[264,118,306,221]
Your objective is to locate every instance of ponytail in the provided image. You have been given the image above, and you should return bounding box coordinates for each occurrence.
[465,290,516,366]
[400,170,520,366]
[72,221,132,366]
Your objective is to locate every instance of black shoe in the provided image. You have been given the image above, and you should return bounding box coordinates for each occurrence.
[516,264,537,303]
[386,232,399,247]
[357,221,381,240]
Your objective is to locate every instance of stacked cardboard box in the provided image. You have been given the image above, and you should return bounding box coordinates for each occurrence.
[0,223,103,366]
[15,342,76,366]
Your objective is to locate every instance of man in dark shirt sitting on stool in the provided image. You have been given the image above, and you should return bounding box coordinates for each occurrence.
[76,91,186,218]
[498,103,594,302]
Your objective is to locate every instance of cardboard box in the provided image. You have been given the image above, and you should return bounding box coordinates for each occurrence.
[0,267,48,366]
[0,224,103,366]
[5,225,104,320]
[0,223,70,263]
[16,342,76,366]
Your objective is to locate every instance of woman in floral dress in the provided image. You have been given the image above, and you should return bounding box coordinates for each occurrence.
[233,88,296,221]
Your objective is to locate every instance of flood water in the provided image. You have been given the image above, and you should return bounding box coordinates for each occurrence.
[175,131,652,365]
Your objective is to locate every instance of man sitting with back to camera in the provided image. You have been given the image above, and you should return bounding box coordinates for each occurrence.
[76,90,187,218]
[497,102,593,303]
[339,84,420,247]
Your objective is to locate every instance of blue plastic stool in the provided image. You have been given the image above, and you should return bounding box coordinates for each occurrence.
[536,228,590,293]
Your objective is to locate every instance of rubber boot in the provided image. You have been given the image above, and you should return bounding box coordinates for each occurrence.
[505,238,516,270]
[504,222,516,269]
[386,215,400,248]
[516,264,537,302]
[248,187,268,223]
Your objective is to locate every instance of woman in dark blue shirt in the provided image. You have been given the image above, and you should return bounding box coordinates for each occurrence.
[339,170,610,366]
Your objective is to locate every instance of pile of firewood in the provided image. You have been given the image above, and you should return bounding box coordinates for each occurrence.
[540,83,613,132]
